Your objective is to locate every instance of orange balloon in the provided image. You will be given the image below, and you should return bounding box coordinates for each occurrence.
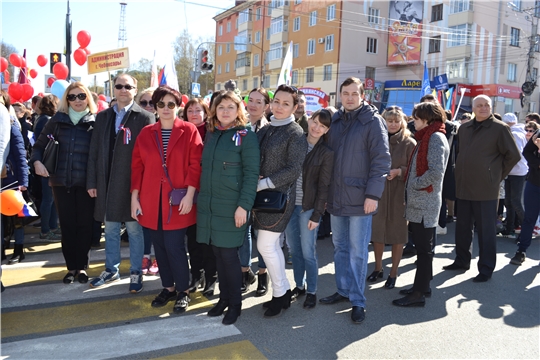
[1,190,25,216]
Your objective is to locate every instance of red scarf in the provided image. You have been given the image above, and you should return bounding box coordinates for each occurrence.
[405,121,446,193]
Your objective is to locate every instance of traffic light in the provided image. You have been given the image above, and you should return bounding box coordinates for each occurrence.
[197,48,213,71]
[50,52,62,73]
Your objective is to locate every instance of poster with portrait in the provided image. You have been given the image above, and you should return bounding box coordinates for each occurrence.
[387,1,424,66]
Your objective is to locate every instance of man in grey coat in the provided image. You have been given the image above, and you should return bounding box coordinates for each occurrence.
[319,77,391,324]
[87,74,155,292]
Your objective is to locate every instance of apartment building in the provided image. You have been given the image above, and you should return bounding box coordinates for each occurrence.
[214,0,540,118]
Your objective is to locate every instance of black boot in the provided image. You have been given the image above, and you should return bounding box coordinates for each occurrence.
[264,289,292,318]
[223,303,241,325]
[202,275,217,297]
[208,298,229,317]
[8,244,25,265]
[255,271,268,297]
[241,268,256,293]
[188,270,205,293]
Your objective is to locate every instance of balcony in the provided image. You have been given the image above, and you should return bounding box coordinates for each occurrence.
[270,31,288,45]
[272,3,290,17]
[448,10,473,27]
[446,45,471,59]
[238,20,252,33]
[235,54,252,77]
[236,43,252,54]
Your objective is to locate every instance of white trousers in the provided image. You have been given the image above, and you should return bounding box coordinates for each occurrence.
[257,230,290,297]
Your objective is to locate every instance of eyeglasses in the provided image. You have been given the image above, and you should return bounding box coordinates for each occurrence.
[156,101,176,109]
[139,100,153,107]
[67,93,87,101]
[526,129,536,133]
[114,84,136,90]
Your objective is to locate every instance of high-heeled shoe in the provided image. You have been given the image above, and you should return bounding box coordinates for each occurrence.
[384,275,396,289]
[208,299,229,317]
[367,269,384,282]
[264,289,292,317]
[223,304,241,325]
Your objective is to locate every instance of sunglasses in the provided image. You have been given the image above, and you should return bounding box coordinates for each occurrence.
[526,129,536,133]
[139,100,153,107]
[386,106,402,111]
[67,93,87,101]
[156,101,177,109]
[114,84,136,90]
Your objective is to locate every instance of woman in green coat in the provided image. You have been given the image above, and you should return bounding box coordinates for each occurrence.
[197,91,260,325]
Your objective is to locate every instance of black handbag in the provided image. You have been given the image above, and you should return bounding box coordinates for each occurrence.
[42,125,59,174]
[253,189,288,213]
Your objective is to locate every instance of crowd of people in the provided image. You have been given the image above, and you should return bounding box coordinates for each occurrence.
[1,75,539,325]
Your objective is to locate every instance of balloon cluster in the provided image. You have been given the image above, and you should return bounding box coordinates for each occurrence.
[74,31,91,66]
[2,53,35,103]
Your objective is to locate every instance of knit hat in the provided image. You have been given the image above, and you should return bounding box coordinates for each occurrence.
[502,113,517,124]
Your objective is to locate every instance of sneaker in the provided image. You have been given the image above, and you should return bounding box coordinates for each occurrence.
[148,259,159,275]
[51,228,62,235]
[510,251,525,265]
[89,270,120,288]
[533,230,540,238]
[141,257,151,275]
[129,272,143,293]
[514,226,521,234]
[436,226,447,235]
[173,292,191,314]
[39,231,62,242]
[151,288,177,307]
[500,229,516,238]
[291,287,306,301]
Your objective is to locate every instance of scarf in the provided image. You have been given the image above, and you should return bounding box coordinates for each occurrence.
[405,120,446,193]
[270,114,295,126]
[68,107,90,125]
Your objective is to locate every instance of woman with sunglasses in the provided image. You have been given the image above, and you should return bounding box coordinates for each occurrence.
[253,84,307,317]
[182,98,218,296]
[525,121,539,142]
[138,88,156,116]
[131,86,203,314]
[31,82,97,284]
[196,91,259,325]
[369,106,416,289]
[283,109,334,309]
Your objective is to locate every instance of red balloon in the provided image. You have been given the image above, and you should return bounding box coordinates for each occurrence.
[73,48,87,66]
[47,77,56,87]
[37,54,48,67]
[29,69,38,79]
[0,190,25,216]
[3,70,9,83]
[8,83,22,100]
[21,84,34,102]
[9,53,22,67]
[77,30,91,48]
[84,48,91,55]
[0,57,7,72]
[98,94,106,101]
[53,62,69,80]
[181,94,189,105]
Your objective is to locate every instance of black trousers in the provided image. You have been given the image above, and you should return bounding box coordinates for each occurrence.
[186,224,217,281]
[455,198,498,277]
[212,245,242,306]
[409,221,433,293]
[52,186,94,271]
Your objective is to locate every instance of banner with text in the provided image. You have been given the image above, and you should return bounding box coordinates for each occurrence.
[387,0,424,66]
[87,48,130,75]
[299,87,329,116]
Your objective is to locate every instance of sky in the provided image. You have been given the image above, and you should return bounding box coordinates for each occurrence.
[1,0,235,93]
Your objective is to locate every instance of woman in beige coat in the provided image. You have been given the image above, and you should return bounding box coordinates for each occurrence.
[369,106,416,289]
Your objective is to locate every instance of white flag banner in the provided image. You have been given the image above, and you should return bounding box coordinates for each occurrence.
[277,41,293,87]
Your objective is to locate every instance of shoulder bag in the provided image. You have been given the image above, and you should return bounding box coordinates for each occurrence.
[42,124,59,174]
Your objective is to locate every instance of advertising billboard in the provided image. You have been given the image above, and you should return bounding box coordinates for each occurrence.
[387,1,424,66]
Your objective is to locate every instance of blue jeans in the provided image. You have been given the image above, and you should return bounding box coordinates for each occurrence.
[518,181,540,253]
[238,225,266,269]
[285,206,319,293]
[40,177,58,234]
[330,214,372,308]
[104,220,144,274]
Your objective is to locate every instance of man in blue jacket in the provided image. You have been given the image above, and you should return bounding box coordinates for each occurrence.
[319,77,391,324]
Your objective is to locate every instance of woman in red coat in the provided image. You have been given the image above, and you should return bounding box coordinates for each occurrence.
[131,86,203,314]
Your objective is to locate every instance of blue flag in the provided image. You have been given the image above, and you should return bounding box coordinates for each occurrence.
[421,61,432,99]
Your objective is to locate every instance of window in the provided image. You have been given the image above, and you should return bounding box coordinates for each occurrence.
[256,7,261,20]
[510,27,520,47]
[429,36,441,53]
[535,35,540,52]
[293,43,299,58]
[239,9,251,24]
[217,64,222,75]
[447,59,468,79]
[366,37,377,53]
[324,64,332,81]
[295,0,302,4]
[368,7,380,25]
[235,53,251,68]
[307,39,315,55]
[513,0,522,10]
[216,83,221,91]
[263,75,270,88]
[449,24,470,47]
[293,17,300,31]
[236,18,239,29]
[309,11,317,26]
[327,4,336,21]
[431,4,443,22]
[243,79,248,91]
[429,67,439,79]
[225,62,230,73]
[219,25,223,36]
[292,70,298,84]
[365,66,375,79]
[218,45,222,56]
[254,53,260,67]
[271,0,286,8]
[505,98,513,113]
[226,43,230,53]
[227,21,231,32]
[306,67,314,82]
[449,0,472,14]
[267,5,272,15]
[268,42,283,61]
[266,28,271,40]
[325,35,334,51]
[536,0,540,17]
[253,77,259,88]
[255,31,261,43]
[271,16,284,35]
[533,67,538,81]
[508,63,517,82]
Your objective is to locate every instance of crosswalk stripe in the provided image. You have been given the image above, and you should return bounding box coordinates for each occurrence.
[1,314,241,359]
[153,340,267,360]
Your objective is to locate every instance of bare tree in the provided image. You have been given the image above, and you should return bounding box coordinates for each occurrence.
[1,41,19,81]
[127,57,153,92]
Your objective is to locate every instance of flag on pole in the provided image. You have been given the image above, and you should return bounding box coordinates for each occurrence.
[277,41,293,87]
[159,53,179,91]
[445,87,454,111]
[150,50,158,88]
[18,49,29,85]
[420,61,431,100]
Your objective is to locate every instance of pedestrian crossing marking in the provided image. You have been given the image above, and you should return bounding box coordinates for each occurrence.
[153,340,267,360]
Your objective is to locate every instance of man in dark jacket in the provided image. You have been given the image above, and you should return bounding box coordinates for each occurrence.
[444,95,521,282]
[87,74,155,292]
[319,77,391,324]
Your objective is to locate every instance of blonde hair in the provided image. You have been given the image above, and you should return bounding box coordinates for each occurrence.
[57,82,97,114]
[207,91,247,132]
[137,87,155,102]
[381,107,411,138]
